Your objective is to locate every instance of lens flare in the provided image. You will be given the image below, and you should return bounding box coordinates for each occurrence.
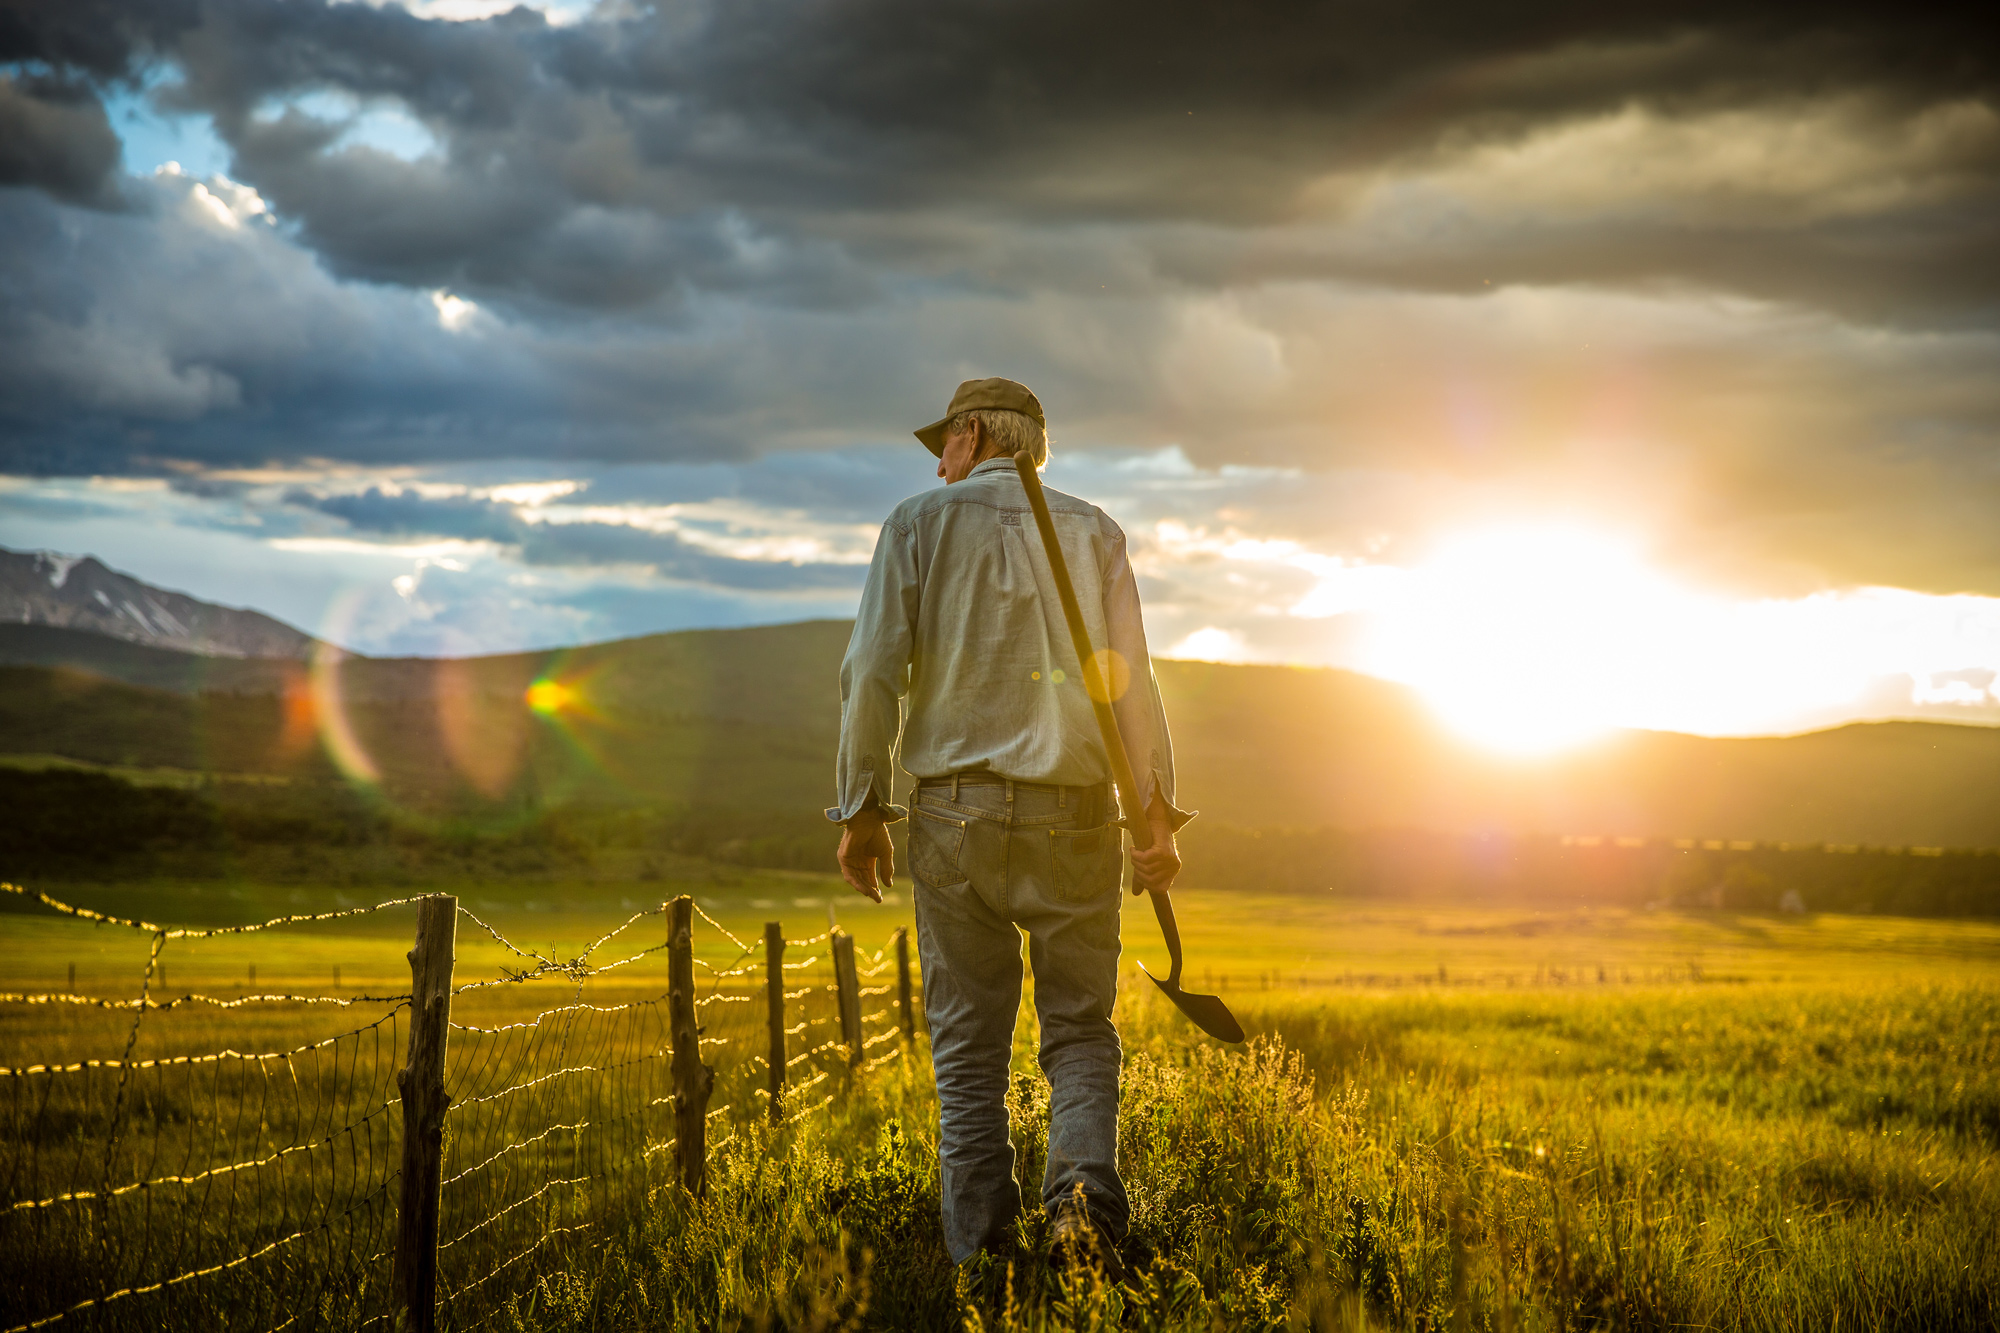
[276,668,318,760]
[514,654,635,807]
[525,678,578,714]
[308,641,380,785]
[293,607,683,818]
[1084,648,1132,703]
[432,655,531,799]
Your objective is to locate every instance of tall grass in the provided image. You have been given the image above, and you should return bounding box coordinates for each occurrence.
[500,980,2000,1332]
[6,891,1995,1331]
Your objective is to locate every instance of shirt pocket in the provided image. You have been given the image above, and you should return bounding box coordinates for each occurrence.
[911,806,969,888]
[1049,825,1120,902]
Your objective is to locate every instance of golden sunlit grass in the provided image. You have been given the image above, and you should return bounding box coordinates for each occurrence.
[484,902,2000,1331]
[4,879,1996,1328]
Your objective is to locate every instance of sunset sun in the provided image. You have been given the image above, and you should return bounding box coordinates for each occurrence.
[1362,524,1651,753]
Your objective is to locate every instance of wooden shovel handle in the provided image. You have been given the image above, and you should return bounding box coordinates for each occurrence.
[1011,451,1154,854]
[1014,451,1184,991]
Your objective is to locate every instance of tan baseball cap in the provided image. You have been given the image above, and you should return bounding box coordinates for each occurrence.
[913,377,1046,457]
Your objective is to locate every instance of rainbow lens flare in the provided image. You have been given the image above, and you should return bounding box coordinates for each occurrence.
[525,678,578,715]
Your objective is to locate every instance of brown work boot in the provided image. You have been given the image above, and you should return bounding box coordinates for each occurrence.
[1048,1205,1129,1286]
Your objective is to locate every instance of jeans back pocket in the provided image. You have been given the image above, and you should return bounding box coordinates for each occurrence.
[1050,824,1119,902]
[911,806,969,887]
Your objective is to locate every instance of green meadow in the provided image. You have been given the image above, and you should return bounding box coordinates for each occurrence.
[3,873,1996,1330]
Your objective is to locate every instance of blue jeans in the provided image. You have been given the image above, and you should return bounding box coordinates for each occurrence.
[908,778,1128,1263]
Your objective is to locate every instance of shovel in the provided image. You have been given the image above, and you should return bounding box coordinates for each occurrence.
[1012,451,1246,1044]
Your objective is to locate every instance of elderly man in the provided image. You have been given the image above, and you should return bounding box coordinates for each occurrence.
[827,376,1190,1276]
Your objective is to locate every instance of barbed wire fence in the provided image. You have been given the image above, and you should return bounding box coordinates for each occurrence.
[0,883,920,1333]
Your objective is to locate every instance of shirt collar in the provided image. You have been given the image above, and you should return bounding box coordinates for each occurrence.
[968,457,1018,478]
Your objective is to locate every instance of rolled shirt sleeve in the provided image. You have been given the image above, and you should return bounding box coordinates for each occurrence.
[827,516,916,825]
[1102,527,1194,832]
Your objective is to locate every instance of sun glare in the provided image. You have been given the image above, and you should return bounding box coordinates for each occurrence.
[1364,525,1655,753]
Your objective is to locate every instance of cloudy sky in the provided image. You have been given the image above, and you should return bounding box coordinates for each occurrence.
[3,0,1997,747]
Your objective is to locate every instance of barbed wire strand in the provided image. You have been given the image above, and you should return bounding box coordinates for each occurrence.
[2,1005,410,1078]
[0,882,428,938]
[0,1176,397,1333]
[10,1093,401,1213]
[2,889,917,1330]
[0,990,412,1010]
[690,902,754,954]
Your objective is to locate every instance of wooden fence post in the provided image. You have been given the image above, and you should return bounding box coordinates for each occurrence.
[764,921,785,1124]
[895,927,915,1042]
[668,896,715,1195]
[831,929,862,1066]
[395,893,456,1333]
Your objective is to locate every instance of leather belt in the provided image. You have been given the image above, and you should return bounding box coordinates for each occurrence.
[916,771,1100,794]
[916,771,1111,823]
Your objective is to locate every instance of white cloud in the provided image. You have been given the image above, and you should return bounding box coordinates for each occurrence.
[1168,627,1253,662]
[353,0,599,22]
[527,498,881,566]
[268,536,494,559]
[431,291,480,332]
[482,480,584,506]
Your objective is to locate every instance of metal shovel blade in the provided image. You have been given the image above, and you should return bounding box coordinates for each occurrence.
[1139,891,1246,1043]
[1139,962,1246,1043]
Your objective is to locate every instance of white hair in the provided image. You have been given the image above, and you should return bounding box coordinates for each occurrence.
[948,408,1049,468]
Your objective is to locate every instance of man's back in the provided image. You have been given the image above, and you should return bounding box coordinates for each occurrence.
[832,456,1182,824]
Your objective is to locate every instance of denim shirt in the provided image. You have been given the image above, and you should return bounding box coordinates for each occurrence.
[827,457,1191,830]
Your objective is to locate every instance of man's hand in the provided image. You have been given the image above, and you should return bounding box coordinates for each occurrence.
[1129,798,1182,897]
[837,810,895,903]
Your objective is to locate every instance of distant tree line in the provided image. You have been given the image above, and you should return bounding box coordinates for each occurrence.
[0,767,834,885]
[1175,824,2000,917]
[2,767,1995,917]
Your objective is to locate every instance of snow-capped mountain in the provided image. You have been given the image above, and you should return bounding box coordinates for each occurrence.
[0,546,316,659]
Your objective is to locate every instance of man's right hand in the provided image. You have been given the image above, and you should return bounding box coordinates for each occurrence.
[837,810,895,903]
[1129,800,1182,897]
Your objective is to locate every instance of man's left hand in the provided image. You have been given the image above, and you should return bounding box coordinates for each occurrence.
[838,810,895,902]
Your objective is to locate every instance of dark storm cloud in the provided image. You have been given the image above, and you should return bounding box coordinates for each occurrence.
[0,170,570,472]
[303,486,523,542]
[293,483,866,591]
[0,73,123,205]
[194,0,2000,322]
[11,0,1993,316]
[0,0,200,78]
[1,0,1998,599]
[1,0,202,203]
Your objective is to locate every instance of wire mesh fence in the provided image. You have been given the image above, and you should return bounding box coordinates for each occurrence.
[0,883,919,1333]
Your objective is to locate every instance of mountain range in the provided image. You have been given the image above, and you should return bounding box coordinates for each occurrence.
[0,547,316,659]
[2,551,1997,849]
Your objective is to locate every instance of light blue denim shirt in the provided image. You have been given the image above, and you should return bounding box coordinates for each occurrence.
[827,457,1190,829]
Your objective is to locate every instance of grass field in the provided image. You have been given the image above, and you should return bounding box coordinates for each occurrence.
[2,873,1997,1330]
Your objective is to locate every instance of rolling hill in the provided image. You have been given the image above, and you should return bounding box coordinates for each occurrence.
[3,619,1998,849]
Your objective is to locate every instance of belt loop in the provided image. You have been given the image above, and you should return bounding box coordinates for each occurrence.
[1059,785,1067,809]
[1005,778,1015,805]
[952,772,960,801]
